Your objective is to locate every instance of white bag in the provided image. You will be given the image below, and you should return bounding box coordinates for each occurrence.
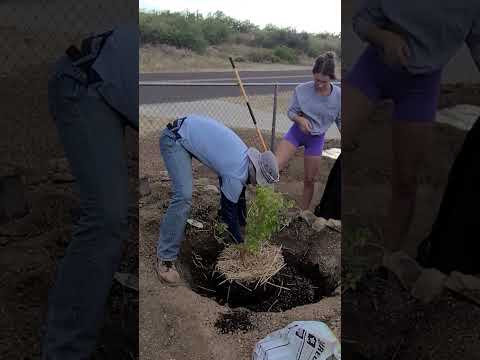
[252,321,341,360]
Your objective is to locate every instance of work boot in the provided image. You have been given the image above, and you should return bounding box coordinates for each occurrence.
[156,259,181,286]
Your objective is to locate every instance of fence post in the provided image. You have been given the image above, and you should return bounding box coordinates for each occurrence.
[271,84,278,152]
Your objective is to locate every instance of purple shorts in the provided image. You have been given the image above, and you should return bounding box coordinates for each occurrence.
[345,46,442,122]
[284,123,325,156]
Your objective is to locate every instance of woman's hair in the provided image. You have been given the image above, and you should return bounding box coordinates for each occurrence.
[313,51,336,79]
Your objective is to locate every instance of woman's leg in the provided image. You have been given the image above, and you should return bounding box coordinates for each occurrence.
[275,139,298,171]
[303,156,322,210]
[302,133,326,211]
[342,82,376,151]
[387,121,432,252]
[386,70,440,252]
[342,47,381,152]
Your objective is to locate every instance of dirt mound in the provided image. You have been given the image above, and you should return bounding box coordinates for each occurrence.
[139,171,341,360]
[139,129,341,359]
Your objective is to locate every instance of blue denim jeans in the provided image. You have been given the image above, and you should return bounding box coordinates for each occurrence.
[158,123,249,259]
[219,177,246,243]
[157,127,193,261]
[44,69,129,359]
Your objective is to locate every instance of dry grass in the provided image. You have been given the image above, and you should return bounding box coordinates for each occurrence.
[140,44,343,75]
[215,242,285,286]
[140,44,315,73]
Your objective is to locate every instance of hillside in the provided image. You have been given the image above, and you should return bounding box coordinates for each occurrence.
[140,10,341,72]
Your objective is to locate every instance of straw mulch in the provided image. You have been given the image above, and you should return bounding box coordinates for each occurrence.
[215,243,285,287]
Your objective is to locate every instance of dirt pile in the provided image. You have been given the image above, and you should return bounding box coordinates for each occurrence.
[139,150,341,359]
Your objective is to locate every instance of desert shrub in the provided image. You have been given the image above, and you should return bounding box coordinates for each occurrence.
[307,35,341,59]
[234,56,246,62]
[273,46,298,64]
[243,186,293,254]
[246,48,277,63]
[140,11,208,53]
[140,10,341,60]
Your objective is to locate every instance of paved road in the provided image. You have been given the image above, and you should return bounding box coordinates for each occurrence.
[139,70,312,104]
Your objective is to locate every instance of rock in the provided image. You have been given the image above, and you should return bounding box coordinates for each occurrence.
[0,173,29,224]
[326,219,341,232]
[139,177,151,197]
[411,268,447,303]
[187,219,204,229]
[205,185,220,194]
[445,271,480,306]
[299,210,317,226]
[195,178,210,187]
[159,171,170,181]
[334,285,342,296]
[312,217,327,232]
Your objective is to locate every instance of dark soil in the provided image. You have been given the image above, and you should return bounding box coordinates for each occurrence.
[343,268,480,360]
[214,310,253,334]
[0,135,139,359]
[177,217,336,313]
[342,83,480,359]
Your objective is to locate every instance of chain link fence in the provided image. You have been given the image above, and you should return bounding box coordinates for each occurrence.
[139,81,342,150]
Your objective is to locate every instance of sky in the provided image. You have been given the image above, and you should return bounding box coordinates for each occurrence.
[139,0,341,35]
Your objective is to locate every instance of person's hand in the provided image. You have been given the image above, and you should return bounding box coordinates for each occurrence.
[379,30,410,67]
[296,116,312,134]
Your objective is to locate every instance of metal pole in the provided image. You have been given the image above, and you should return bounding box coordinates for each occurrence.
[271,84,278,152]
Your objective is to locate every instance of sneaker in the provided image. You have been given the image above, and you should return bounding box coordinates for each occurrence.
[300,210,317,226]
[155,260,181,286]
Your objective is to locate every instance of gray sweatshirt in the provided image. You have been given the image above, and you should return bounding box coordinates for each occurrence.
[288,82,341,136]
[353,0,480,74]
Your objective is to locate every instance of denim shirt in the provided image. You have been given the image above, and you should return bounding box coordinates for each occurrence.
[92,23,139,130]
[48,23,139,130]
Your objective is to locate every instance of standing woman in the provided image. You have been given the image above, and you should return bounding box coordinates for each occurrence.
[343,0,480,254]
[275,52,341,212]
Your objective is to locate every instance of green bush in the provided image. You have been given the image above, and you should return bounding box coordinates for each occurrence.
[307,35,341,59]
[247,48,277,63]
[203,20,231,45]
[273,46,298,64]
[139,10,341,60]
[140,11,208,53]
[244,186,293,254]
